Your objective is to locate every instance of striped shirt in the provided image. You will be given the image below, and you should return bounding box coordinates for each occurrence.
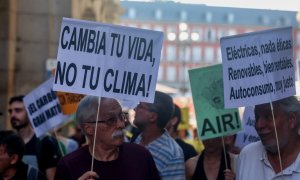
[135,130,186,180]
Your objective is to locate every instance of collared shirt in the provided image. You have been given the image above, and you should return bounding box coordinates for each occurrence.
[135,130,186,180]
[237,141,300,180]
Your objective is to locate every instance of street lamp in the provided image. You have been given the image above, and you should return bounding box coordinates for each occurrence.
[166,23,190,96]
[178,22,189,96]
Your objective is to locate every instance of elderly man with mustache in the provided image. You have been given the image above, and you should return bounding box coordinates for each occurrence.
[55,96,160,180]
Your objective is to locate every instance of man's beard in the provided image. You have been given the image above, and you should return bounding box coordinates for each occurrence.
[11,118,29,130]
[133,119,145,130]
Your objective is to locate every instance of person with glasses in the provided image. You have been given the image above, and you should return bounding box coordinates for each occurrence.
[55,96,160,180]
[133,91,185,180]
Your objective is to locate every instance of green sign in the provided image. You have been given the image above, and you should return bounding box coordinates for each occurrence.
[189,64,242,140]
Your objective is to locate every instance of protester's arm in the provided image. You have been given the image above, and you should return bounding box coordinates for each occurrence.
[46,167,56,180]
[224,169,235,180]
[78,171,99,180]
[185,155,198,180]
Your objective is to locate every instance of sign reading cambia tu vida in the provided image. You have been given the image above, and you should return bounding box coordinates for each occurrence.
[53,18,164,103]
[221,27,295,108]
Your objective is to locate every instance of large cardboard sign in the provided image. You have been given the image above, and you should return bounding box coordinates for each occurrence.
[23,78,68,137]
[221,27,295,108]
[189,64,242,140]
[53,18,163,103]
[235,106,260,149]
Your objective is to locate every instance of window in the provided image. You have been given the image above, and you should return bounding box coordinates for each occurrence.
[217,48,222,63]
[155,9,162,20]
[167,26,176,34]
[205,12,212,22]
[180,46,191,62]
[227,13,234,23]
[260,16,269,25]
[297,49,300,60]
[217,29,226,40]
[158,65,163,81]
[166,66,176,82]
[179,66,189,82]
[204,47,214,62]
[297,31,300,45]
[192,46,202,62]
[180,11,187,21]
[166,45,176,61]
[128,8,136,19]
[191,28,203,41]
[160,45,165,60]
[205,28,216,42]
[167,26,176,41]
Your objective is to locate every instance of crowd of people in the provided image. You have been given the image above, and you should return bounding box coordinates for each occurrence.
[1,91,300,180]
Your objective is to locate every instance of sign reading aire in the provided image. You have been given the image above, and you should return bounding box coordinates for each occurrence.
[221,27,295,108]
[189,64,241,140]
[53,18,164,103]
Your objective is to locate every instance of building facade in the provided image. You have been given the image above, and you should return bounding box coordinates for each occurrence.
[120,1,300,95]
[0,0,122,129]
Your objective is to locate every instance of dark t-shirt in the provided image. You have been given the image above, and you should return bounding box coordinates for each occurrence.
[175,138,197,161]
[192,150,231,180]
[23,135,61,175]
[0,162,46,180]
[55,143,161,180]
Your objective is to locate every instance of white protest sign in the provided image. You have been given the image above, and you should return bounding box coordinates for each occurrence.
[221,27,295,108]
[53,18,163,103]
[235,106,260,149]
[24,78,69,137]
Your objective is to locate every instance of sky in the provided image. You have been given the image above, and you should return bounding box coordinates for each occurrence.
[175,0,300,11]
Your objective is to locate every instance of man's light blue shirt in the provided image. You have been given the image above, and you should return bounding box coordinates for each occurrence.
[237,141,300,180]
[135,130,186,180]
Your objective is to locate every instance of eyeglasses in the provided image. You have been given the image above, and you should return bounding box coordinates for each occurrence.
[86,112,128,126]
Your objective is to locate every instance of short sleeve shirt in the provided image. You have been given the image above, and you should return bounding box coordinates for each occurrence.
[135,130,185,180]
[23,135,61,175]
[236,141,300,180]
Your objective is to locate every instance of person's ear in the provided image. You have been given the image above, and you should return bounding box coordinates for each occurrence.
[170,117,179,126]
[149,112,158,123]
[289,112,297,129]
[9,154,19,165]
